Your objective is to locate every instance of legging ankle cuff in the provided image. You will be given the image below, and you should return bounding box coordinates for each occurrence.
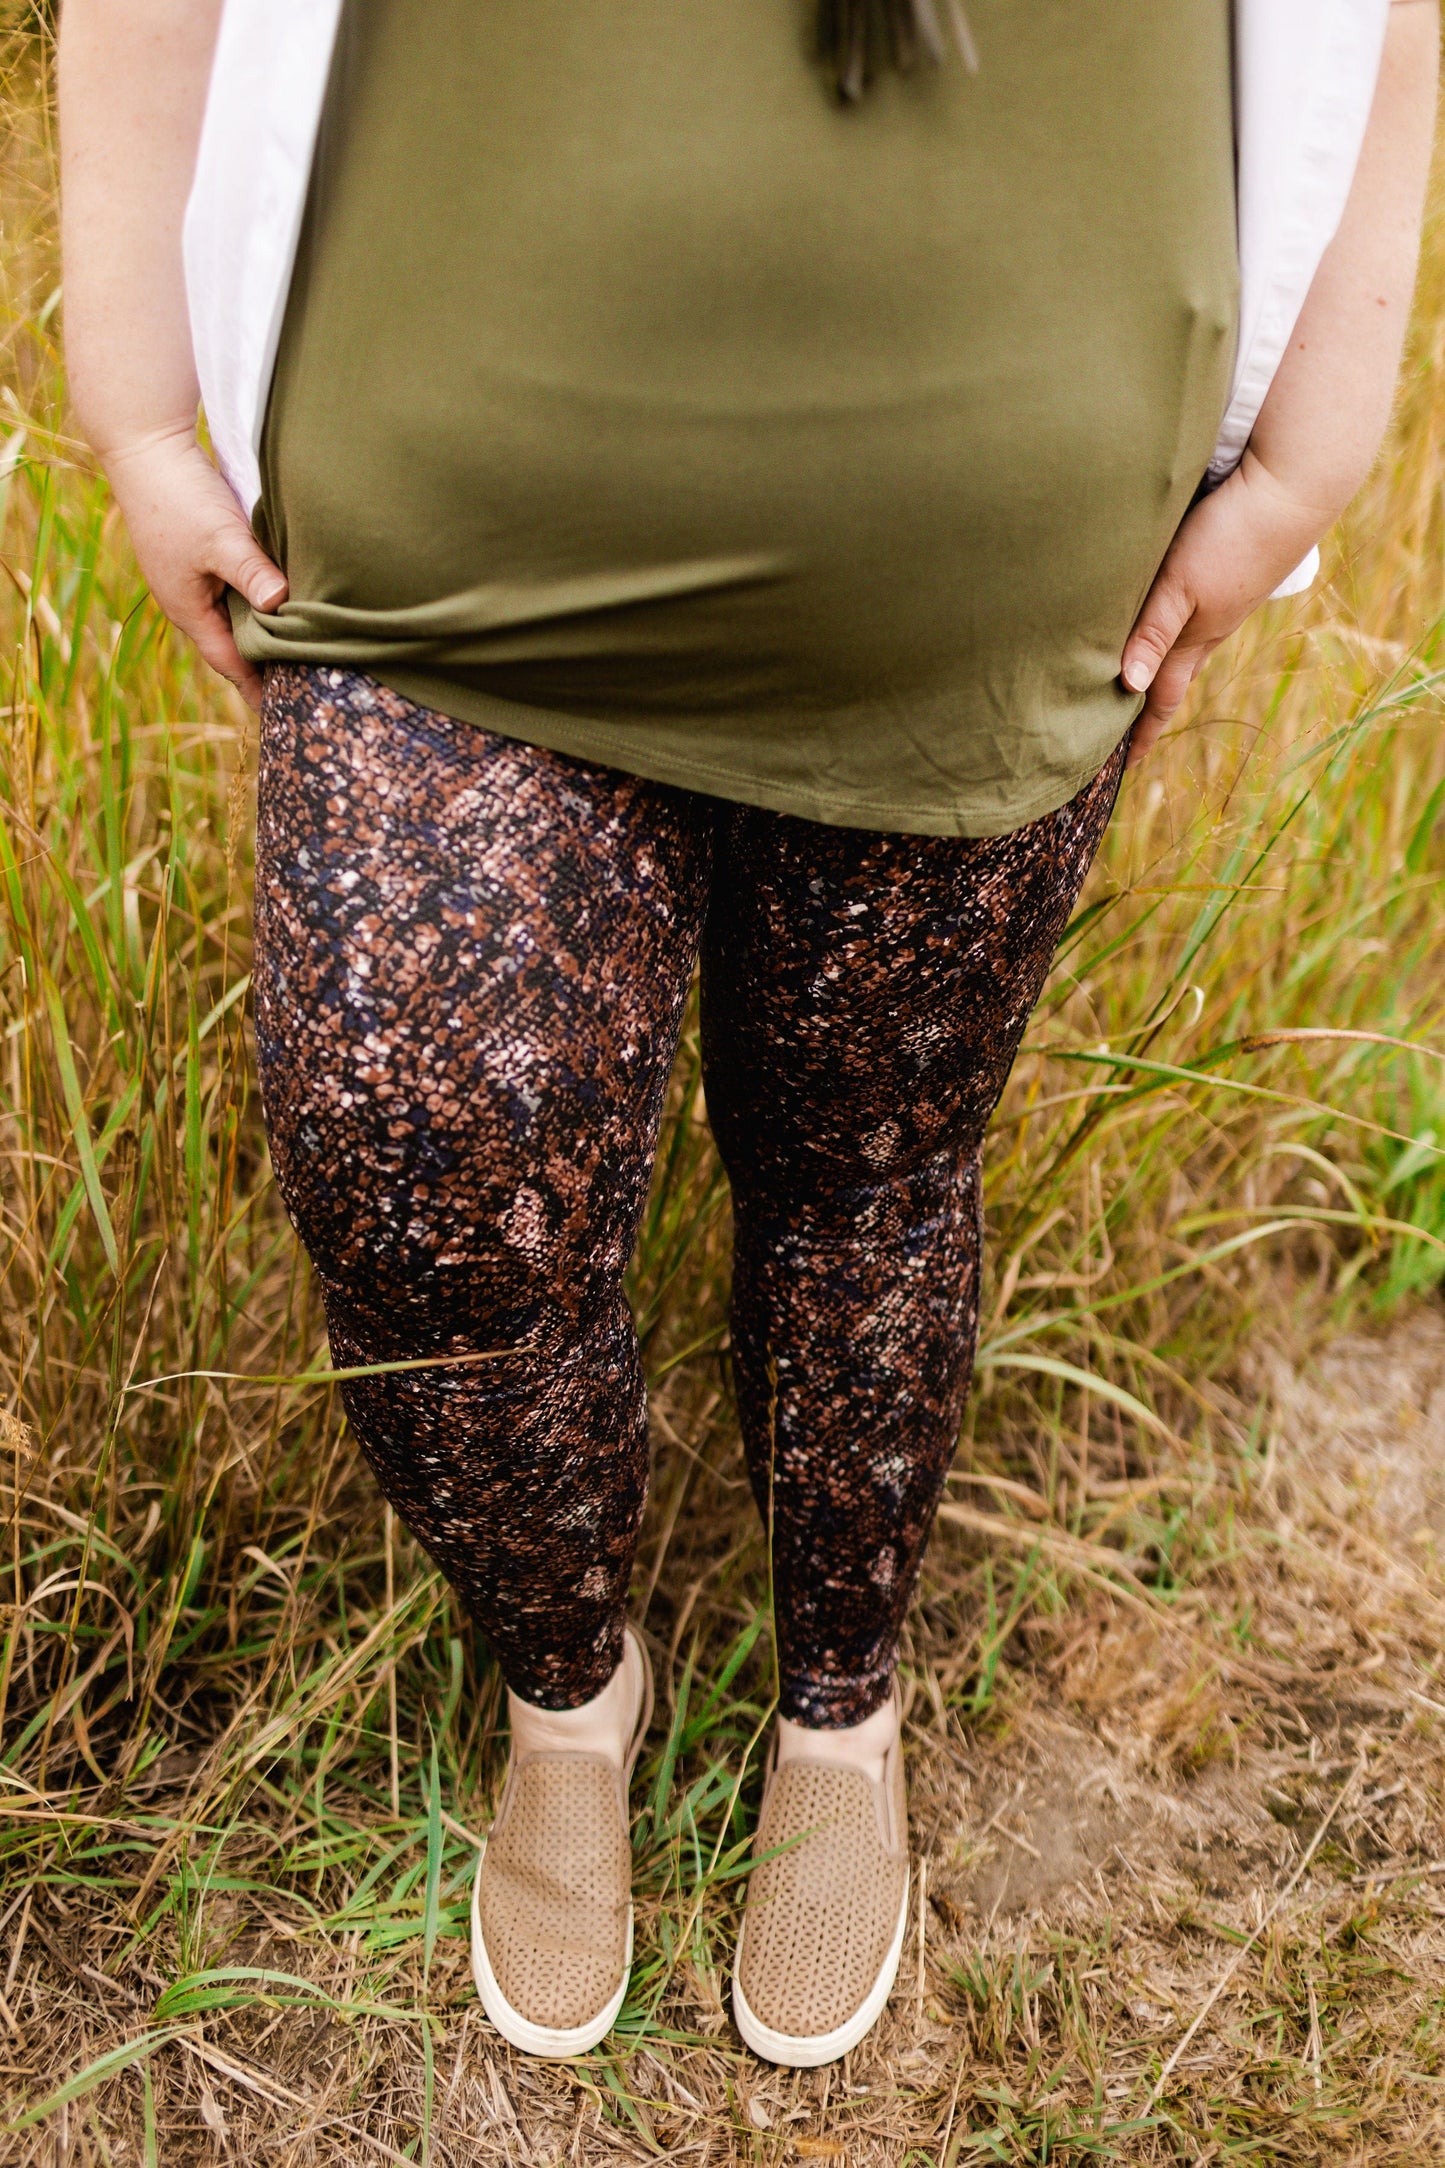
[778,1666,896,1729]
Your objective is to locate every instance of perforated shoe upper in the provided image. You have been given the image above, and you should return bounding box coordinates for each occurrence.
[736,1745,909,2042]
[477,1751,633,2034]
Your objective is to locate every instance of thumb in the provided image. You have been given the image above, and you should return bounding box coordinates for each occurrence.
[1122,565,1196,695]
[208,517,289,614]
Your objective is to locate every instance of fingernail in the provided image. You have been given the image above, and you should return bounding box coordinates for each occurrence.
[1121,657,1154,694]
[251,580,287,613]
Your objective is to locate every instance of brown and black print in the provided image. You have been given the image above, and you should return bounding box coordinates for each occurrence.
[254,664,1123,1719]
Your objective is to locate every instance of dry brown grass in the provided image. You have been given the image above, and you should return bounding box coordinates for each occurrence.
[5,19,1445,2165]
[16,1327,1445,2165]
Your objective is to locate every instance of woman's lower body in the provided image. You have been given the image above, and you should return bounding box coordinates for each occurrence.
[252,660,1124,2059]
[253,662,1124,1725]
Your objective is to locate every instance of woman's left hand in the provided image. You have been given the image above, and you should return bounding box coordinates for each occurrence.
[1119,0,1438,773]
[1120,451,1327,768]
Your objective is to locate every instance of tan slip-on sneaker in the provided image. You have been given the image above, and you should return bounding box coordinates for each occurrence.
[471,1626,654,2058]
[732,1688,910,2068]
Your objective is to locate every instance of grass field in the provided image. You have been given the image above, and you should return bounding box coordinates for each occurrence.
[5,21,1445,2165]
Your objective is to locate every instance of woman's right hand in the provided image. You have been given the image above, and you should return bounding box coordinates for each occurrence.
[102,424,287,709]
[59,1,278,702]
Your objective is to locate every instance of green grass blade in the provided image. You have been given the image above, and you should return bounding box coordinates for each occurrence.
[40,965,120,1276]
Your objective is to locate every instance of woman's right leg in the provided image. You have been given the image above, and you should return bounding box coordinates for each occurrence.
[253,667,710,1706]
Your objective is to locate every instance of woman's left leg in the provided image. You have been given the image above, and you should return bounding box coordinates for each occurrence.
[708,745,1125,2063]
[701,742,1127,1727]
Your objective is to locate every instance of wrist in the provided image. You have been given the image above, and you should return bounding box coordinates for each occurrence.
[1240,415,1388,541]
[89,412,203,480]
[1229,443,1351,552]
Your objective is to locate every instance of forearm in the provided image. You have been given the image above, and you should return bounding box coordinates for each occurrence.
[57,0,281,704]
[58,0,222,462]
[1122,0,1438,750]
[1247,0,1439,525]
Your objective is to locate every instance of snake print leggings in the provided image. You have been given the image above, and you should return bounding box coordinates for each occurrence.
[254,666,1124,1723]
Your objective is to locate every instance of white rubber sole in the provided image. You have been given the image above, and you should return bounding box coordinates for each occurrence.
[731,1863,911,2069]
[470,1843,633,2059]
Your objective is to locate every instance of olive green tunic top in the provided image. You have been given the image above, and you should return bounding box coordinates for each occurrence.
[235,0,1238,836]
